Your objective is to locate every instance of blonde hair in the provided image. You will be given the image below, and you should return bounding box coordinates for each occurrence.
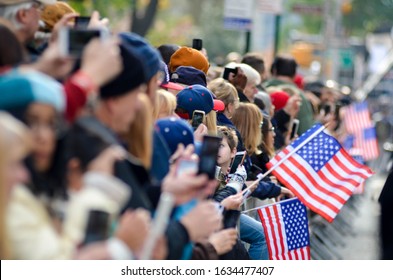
[125,95,153,169]
[231,103,263,155]
[0,112,31,260]
[153,89,177,120]
[205,110,217,135]
[208,78,239,109]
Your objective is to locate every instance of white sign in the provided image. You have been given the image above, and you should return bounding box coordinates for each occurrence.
[258,0,283,14]
[223,0,254,31]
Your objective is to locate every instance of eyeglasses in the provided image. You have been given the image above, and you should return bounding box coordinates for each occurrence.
[267,127,275,132]
[31,1,44,11]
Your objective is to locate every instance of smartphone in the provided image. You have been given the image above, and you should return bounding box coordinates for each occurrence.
[75,16,91,29]
[192,38,203,51]
[176,158,198,176]
[191,110,205,130]
[82,209,110,245]
[222,209,241,229]
[223,67,238,80]
[198,135,222,179]
[290,119,299,139]
[229,151,246,174]
[59,27,108,58]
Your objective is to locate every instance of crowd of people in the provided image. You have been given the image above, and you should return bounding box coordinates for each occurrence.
[0,0,357,260]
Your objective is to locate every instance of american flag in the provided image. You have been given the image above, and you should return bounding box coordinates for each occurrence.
[344,101,379,160]
[266,124,374,222]
[257,198,310,260]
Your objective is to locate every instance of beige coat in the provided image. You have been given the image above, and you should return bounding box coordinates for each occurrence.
[6,172,130,259]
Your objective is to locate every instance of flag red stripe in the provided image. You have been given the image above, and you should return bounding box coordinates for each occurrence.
[286,156,348,205]
[272,151,341,214]
[271,167,335,222]
[273,206,286,258]
[323,160,363,189]
[267,207,281,259]
[318,167,355,194]
[257,209,274,260]
[336,151,373,178]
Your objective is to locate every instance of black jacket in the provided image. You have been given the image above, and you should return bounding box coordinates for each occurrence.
[379,168,393,260]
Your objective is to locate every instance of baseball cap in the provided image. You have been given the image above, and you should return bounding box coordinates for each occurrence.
[155,117,194,155]
[176,85,224,119]
[169,46,209,74]
[170,66,207,87]
[159,61,184,91]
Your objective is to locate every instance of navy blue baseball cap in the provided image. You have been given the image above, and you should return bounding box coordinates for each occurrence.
[170,66,207,87]
[176,84,225,119]
[155,117,194,155]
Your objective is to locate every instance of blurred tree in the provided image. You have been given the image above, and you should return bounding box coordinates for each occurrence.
[343,0,393,35]
[131,0,159,36]
[68,0,160,36]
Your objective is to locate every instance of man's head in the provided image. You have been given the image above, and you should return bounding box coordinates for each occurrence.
[118,32,163,104]
[98,33,147,134]
[270,56,297,78]
[0,0,55,43]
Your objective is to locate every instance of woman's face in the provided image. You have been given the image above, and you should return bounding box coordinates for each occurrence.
[217,137,235,167]
[243,82,258,102]
[265,121,276,150]
[25,103,58,173]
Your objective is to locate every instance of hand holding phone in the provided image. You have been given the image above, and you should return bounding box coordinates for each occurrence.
[223,67,238,80]
[75,16,91,29]
[176,158,198,176]
[59,27,109,58]
[229,151,246,174]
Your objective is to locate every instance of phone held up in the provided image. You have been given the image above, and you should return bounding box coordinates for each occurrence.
[191,110,205,131]
[222,67,238,80]
[74,16,91,29]
[198,135,222,179]
[59,27,109,58]
[192,38,203,51]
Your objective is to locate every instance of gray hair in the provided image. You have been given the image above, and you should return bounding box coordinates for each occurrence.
[0,2,34,30]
